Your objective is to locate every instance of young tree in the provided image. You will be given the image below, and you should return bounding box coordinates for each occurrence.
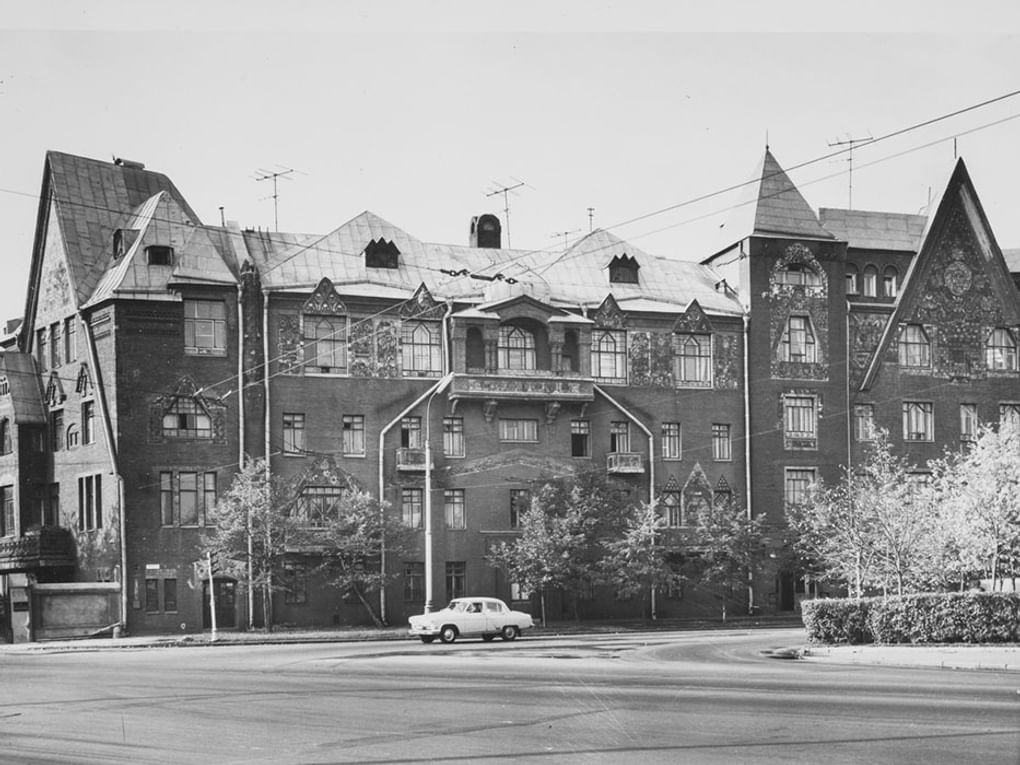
[312,487,410,627]
[932,421,1020,591]
[202,458,298,631]
[687,497,766,620]
[601,501,685,618]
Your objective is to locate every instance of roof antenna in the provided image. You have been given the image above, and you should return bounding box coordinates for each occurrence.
[954,137,958,160]
[550,229,581,249]
[486,179,528,248]
[827,133,873,209]
[765,130,769,151]
[253,165,304,232]
[587,206,595,232]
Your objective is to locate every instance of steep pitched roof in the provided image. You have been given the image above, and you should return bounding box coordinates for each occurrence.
[1003,248,1020,273]
[714,149,834,252]
[0,353,46,425]
[819,208,928,252]
[860,158,1020,390]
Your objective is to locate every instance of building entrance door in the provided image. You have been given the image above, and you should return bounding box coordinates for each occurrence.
[202,578,236,629]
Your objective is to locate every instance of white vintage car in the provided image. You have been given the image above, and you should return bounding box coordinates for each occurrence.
[409,597,535,644]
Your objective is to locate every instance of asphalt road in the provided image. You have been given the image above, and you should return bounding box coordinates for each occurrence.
[1,628,1017,764]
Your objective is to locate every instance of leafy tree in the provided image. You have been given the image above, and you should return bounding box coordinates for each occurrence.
[931,422,1020,591]
[601,501,685,618]
[788,431,938,598]
[687,497,766,620]
[312,487,410,627]
[202,458,298,631]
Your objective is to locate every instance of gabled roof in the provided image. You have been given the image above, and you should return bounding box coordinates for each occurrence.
[0,353,46,425]
[860,158,1020,390]
[713,149,834,253]
[819,208,928,252]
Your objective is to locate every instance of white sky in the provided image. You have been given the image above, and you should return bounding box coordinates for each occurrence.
[2,2,1020,323]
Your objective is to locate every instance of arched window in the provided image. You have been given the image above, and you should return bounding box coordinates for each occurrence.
[779,316,816,363]
[898,324,931,368]
[498,325,536,370]
[401,321,442,376]
[303,316,347,374]
[862,265,878,297]
[883,266,899,298]
[776,263,820,287]
[466,326,485,369]
[591,329,627,383]
[675,334,712,384]
[845,264,859,295]
[986,328,1018,371]
[0,418,9,455]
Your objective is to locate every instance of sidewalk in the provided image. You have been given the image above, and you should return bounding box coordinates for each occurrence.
[799,642,1020,672]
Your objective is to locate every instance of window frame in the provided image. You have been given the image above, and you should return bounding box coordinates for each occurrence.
[591,329,628,384]
[784,467,816,507]
[282,413,305,455]
[570,419,590,457]
[898,324,932,369]
[401,487,423,528]
[985,328,1018,371]
[854,404,876,442]
[675,333,712,386]
[711,423,732,461]
[444,488,466,530]
[960,403,979,444]
[661,422,682,461]
[661,489,682,528]
[902,401,934,442]
[609,421,631,453]
[509,488,530,529]
[161,398,212,440]
[779,315,817,363]
[442,417,465,458]
[783,395,818,442]
[445,561,466,600]
[184,299,227,357]
[303,314,348,375]
[342,414,366,456]
[401,321,443,377]
[498,418,539,443]
[498,325,537,371]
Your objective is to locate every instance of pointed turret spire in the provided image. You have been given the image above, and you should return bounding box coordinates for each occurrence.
[752,149,834,240]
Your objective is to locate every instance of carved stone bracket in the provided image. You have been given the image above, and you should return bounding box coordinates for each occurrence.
[544,401,561,424]
[482,399,498,423]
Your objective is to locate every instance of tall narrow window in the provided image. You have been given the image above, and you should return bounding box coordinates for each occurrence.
[446,561,466,600]
[960,403,979,444]
[661,422,682,460]
[784,468,816,506]
[184,300,227,355]
[179,472,199,525]
[443,417,464,457]
[902,401,934,441]
[64,316,76,363]
[1000,403,1020,432]
[985,328,1018,371]
[401,488,423,528]
[609,421,630,453]
[779,316,816,363]
[661,490,682,528]
[401,322,443,377]
[571,420,590,457]
[45,483,59,527]
[283,413,305,454]
[50,323,61,369]
[444,489,465,530]
[712,423,731,461]
[160,472,174,525]
[509,489,530,529]
[403,562,425,602]
[591,330,627,383]
[304,316,347,374]
[342,415,365,456]
[400,416,422,449]
[50,410,63,452]
[1,486,14,536]
[37,328,48,371]
[82,401,96,444]
[854,404,876,442]
[898,325,931,368]
[498,325,536,371]
[676,334,712,384]
[845,264,859,295]
[0,418,10,455]
[78,474,102,531]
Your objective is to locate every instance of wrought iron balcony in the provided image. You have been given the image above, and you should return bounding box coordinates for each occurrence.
[450,372,594,402]
[607,452,645,475]
[0,526,76,574]
[396,447,428,472]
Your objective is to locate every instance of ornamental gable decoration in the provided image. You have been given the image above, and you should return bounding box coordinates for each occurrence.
[673,299,713,334]
[303,277,347,316]
[400,283,446,321]
[593,293,626,329]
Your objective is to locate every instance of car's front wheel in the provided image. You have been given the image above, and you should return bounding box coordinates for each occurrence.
[501,625,519,641]
[439,625,458,644]
[420,636,435,644]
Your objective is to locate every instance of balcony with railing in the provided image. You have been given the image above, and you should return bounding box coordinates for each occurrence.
[0,526,76,574]
[451,370,594,402]
[396,447,428,472]
[606,452,645,475]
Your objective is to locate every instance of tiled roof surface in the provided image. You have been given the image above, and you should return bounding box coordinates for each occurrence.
[244,214,744,317]
[46,152,203,305]
[752,150,834,240]
[1,353,46,425]
[819,207,928,251]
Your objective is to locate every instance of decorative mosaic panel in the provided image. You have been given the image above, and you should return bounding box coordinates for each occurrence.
[277,314,302,375]
[629,331,651,386]
[401,283,447,321]
[649,332,675,387]
[848,311,889,389]
[349,319,375,377]
[376,319,400,377]
[593,294,626,329]
[768,243,830,380]
[713,331,741,390]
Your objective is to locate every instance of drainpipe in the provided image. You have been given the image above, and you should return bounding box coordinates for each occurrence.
[743,313,754,614]
[256,288,270,630]
[377,374,453,622]
[593,384,656,618]
[79,311,127,636]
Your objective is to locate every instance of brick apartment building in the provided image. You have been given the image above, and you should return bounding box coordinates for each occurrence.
[0,148,1017,639]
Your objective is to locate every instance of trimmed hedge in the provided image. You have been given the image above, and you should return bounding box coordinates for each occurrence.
[801,592,1020,645]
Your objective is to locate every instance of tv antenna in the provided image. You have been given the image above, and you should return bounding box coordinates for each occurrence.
[254,166,301,231]
[827,134,873,209]
[587,207,595,232]
[486,179,528,248]
[551,229,581,249]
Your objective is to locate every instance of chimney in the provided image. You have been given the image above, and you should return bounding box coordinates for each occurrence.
[470,214,502,248]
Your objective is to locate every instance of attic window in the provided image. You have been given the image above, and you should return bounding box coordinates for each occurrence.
[114,230,125,259]
[608,254,640,284]
[364,238,400,269]
[146,245,174,266]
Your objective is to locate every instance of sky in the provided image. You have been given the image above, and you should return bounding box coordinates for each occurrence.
[2,2,1020,324]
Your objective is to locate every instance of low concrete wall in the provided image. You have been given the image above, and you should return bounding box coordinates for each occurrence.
[30,582,121,641]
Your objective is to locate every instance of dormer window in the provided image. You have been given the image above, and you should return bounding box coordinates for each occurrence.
[146,245,174,266]
[608,254,640,284]
[364,238,400,269]
[113,228,138,260]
